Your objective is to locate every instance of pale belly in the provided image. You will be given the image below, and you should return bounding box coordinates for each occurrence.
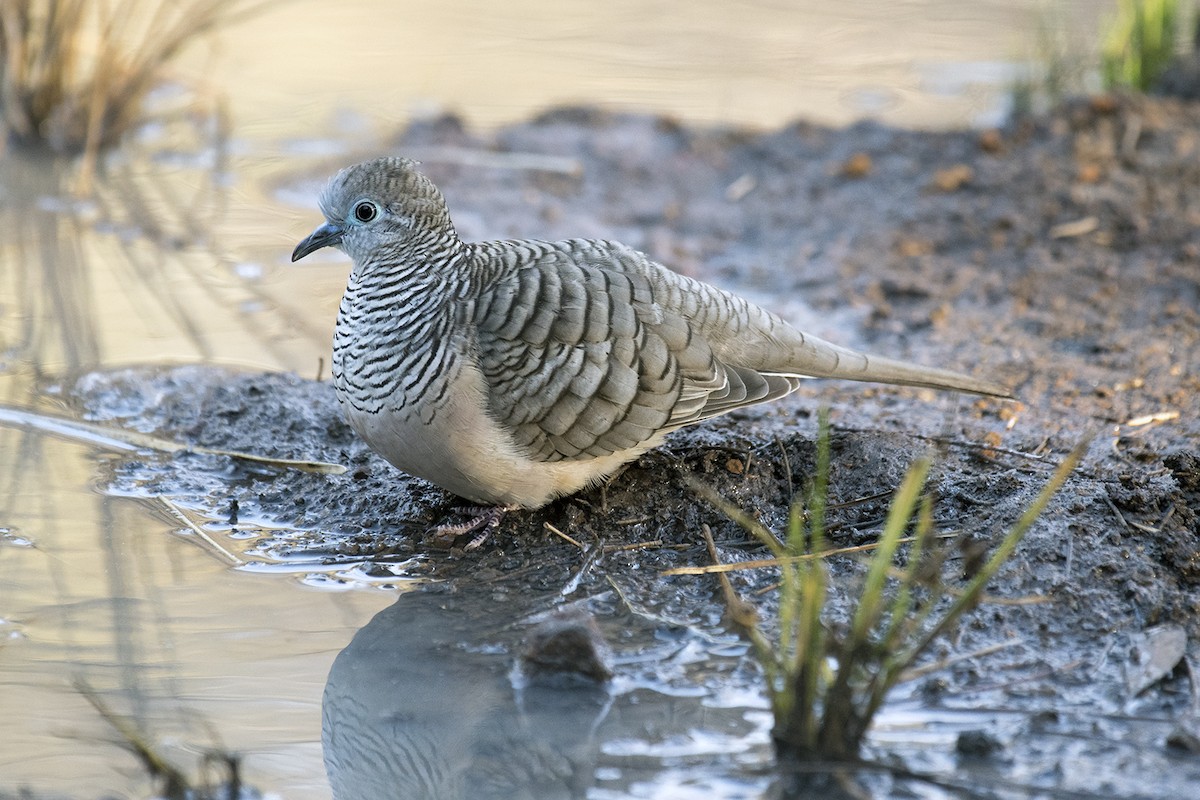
[337,362,660,508]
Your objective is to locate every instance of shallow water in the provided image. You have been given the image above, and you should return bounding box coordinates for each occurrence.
[1,2,1119,797]
[194,0,1104,133]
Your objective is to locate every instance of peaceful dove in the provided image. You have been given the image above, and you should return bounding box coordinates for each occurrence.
[292,157,1010,514]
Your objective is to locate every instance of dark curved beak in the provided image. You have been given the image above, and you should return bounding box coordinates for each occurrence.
[291,221,344,262]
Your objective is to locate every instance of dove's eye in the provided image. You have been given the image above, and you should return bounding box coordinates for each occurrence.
[353,200,379,223]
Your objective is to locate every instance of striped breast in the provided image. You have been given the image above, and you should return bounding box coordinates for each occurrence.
[331,254,462,425]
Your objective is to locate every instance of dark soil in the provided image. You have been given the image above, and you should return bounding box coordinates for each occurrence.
[77,93,1200,798]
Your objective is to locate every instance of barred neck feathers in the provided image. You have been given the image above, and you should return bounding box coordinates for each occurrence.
[319,158,471,417]
[333,260,464,418]
[461,238,557,290]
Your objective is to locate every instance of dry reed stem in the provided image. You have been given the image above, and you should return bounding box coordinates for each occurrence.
[0,0,274,188]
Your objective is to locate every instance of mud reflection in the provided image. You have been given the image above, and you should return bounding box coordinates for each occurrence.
[323,584,612,799]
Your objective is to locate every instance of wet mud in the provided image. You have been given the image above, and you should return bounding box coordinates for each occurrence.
[75,94,1200,797]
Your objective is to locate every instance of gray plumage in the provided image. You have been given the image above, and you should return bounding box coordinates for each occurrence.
[292,157,1011,509]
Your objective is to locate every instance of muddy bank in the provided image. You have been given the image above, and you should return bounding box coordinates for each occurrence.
[77,94,1199,796]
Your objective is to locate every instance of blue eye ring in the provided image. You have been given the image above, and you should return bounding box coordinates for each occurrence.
[353,200,378,223]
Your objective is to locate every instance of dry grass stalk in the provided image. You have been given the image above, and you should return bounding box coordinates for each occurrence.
[0,0,271,181]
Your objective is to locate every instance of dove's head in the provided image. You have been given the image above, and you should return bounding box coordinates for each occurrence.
[291,157,457,265]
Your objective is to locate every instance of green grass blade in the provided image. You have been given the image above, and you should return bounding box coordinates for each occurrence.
[847,457,930,645]
[897,439,1089,673]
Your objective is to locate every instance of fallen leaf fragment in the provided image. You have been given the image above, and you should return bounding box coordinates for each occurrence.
[1125,410,1180,427]
[1126,624,1187,696]
[1049,217,1099,239]
[931,164,973,191]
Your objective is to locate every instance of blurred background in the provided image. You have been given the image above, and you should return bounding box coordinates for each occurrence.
[201,0,1103,137]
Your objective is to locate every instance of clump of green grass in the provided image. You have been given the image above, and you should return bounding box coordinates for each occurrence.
[1010,8,1097,117]
[1102,0,1187,90]
[0,1,268,161]
[694,414,1086,765]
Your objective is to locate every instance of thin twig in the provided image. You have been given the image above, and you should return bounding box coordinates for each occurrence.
[775,436,794,498]
[827,489,894,511]
[0,404,346,474]
[159,497,243,566]
[602,539,666,552]
[543,521,584,549]
[835,426,1056,466]
[662,534,953,576]
[899,639,1024,681]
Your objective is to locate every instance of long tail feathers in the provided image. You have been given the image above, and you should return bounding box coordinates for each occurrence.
[773,335,1014,399]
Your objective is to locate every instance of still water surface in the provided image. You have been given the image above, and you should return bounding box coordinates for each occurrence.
[1,2,1107,796]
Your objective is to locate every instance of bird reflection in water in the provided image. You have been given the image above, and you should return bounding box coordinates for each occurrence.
[322,584,612,799]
